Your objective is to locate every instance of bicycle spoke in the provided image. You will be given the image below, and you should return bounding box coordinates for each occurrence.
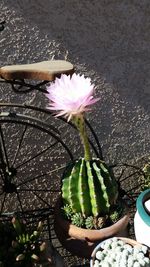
[0,126,10,169]
[0,182,4,196]
[15,141,58,169]
[16,189,24,213]
[0,192,7,213]
[126,184,142,194]
[0,112,74,215]
[17,188,60,192]
[12,125,28,167]
[0,168,5,182]
[117,168,126,181]
[17,164,66,187]
[120,170,140,182]
[85,118,103,160]
[24,184,51,207]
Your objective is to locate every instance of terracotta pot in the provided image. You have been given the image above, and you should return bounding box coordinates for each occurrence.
[54,198,130,258]
[90,237,150,267]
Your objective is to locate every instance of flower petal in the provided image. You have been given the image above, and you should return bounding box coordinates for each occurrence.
[46,73,99,119]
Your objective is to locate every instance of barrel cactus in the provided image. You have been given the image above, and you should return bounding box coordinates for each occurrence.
[62,158,118,217]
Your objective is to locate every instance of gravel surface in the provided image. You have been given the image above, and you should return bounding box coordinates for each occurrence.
[1,1,150,266]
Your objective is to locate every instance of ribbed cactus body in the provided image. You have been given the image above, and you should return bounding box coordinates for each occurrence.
[62,158,118,217]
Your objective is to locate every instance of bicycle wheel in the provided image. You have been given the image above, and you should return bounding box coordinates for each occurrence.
[0,110,73,214]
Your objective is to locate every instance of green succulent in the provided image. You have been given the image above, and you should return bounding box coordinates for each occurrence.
[109,201,125,224]
[62,204,73,219]
[71,213,84,227]
[85,216,95,229]
[85,216,106,230]
[141,162,150,190]
[109,210,120,223]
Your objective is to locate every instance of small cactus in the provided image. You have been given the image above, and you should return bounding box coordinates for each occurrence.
[96,217,106,229]
[85,216,95,229]
[85,216,106,230]
[109,201,124,224]
[109,210,120,223]
[62,204,73,219]
[71,213,84,227]
[141,162,150,190]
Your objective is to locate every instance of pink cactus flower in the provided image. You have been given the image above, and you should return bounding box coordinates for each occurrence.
[46,73,99,121]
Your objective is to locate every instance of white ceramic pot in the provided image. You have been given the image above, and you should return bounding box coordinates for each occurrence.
[134,189,150,247]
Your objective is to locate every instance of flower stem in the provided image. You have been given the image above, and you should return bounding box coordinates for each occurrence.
[72,114,91,161]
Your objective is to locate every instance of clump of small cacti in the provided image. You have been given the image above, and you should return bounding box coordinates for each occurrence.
[0,217,49,267]
[92,237,150,267]
[85,216,106,230]
[12,217,47,267]
[62,204,107,229]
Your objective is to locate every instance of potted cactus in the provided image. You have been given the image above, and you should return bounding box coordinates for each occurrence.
[0,216,63,267]
[90,237,150,267]
[46,73,129,258]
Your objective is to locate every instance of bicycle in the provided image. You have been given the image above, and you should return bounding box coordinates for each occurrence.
[0,59,145,266]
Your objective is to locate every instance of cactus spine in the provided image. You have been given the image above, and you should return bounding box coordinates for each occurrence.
[62,158,118,217]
